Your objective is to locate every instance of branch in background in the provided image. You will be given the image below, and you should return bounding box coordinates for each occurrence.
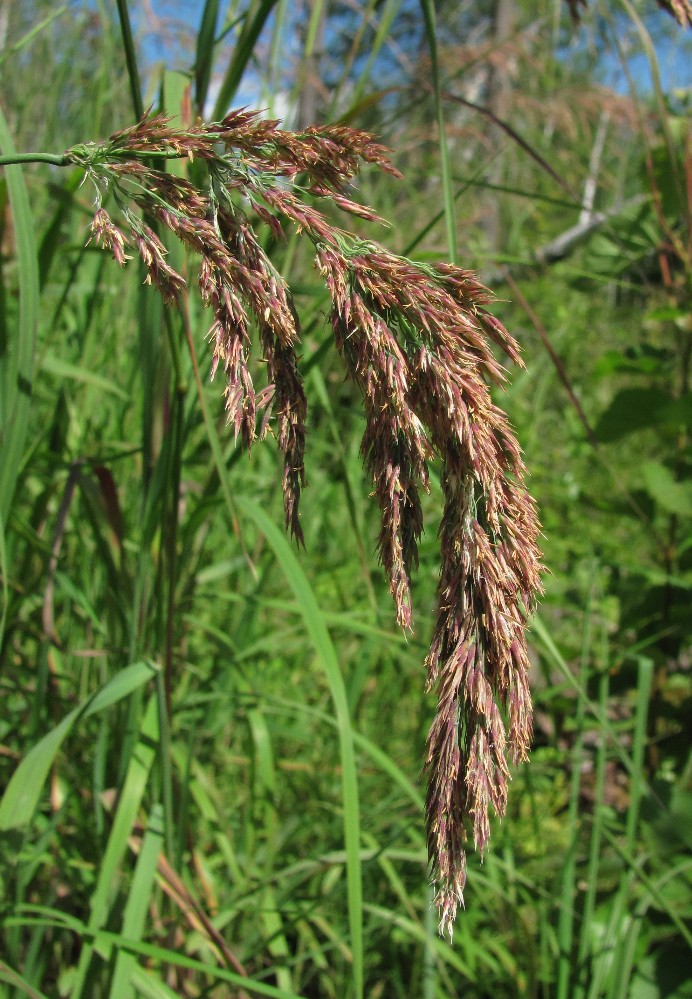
[478,194,648,289]
[532,195,647,265]
[580,111,610,226]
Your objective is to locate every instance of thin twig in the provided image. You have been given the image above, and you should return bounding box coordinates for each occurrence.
[433,84,580,200]
[502,267,599,446]
[503,268,665,546]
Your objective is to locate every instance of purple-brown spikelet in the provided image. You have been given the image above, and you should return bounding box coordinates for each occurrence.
[89,207,131,266]
[566,0,691,27]
[75,109,543,937]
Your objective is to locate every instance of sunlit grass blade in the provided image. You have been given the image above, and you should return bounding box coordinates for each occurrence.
[573,665,610,999]
[0,6,68,67]
[614,856,692,999]
[0,961,51,999]
[212,0,279,120]
[419,0,457,262]
[247,707,278,854]
[128,966,181,999]
[96,930,307,999]
[40,352,130,399]
[70,695,160,999]
[195,0,220,115]
[605,656,654,998]
[115,0,144,120]
[557,577,594,999]
[555,680,586,999]
[108,803,165,999]
[234,496,364,999]
[264,695,424,810]
[586,656,656,999]
[601,829,692,952]
[4,909,306,999]
[0,661,156,831]
[246,707,292,990]
[625,657,653,853]
[259,886,293,993]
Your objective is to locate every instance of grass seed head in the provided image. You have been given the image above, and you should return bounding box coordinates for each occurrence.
[75,109,543,936]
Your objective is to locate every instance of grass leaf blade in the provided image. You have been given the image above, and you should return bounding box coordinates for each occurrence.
[0,661,156,831]
[234,496,364,999]
[0,106,39,525]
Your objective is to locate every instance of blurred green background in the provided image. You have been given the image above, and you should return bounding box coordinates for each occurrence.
[0,2,690,997]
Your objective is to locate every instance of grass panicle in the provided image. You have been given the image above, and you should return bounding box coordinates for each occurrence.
[70,108,544,935]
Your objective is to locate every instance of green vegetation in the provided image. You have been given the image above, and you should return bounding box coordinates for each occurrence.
[1,1,690,997]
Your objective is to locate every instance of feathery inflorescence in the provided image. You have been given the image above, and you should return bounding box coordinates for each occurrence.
[566,0,692,26]
[73,109,543,937]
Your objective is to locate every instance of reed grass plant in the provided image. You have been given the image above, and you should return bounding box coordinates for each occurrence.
[0,2,690,997]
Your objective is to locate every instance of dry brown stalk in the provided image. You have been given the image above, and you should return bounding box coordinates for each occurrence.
[72,108,543,937]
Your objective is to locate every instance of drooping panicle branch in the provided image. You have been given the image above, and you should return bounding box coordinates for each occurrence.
[315,242,543,935]
[77,109,543,936]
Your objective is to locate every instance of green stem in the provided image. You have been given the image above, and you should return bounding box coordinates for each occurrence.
[110,149,199,161]
[0,153,70,167]
[0,149,199,172]
[115,0,145,122]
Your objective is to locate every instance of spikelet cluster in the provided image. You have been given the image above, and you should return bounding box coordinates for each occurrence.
[566,0,691,26]
[72,109,543,936]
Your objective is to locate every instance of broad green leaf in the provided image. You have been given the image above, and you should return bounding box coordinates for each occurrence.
[642,462,692,517]
[665,394,692,425]
[582,200,658,281]
[594,388,671,443]
[593,348,668,378]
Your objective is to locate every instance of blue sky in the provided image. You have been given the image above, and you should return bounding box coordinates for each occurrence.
[129,1,691,118]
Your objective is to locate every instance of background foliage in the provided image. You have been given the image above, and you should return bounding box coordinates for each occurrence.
[0,1,690,997]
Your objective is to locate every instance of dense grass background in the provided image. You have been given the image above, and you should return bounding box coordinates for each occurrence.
[0,1,690,997]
